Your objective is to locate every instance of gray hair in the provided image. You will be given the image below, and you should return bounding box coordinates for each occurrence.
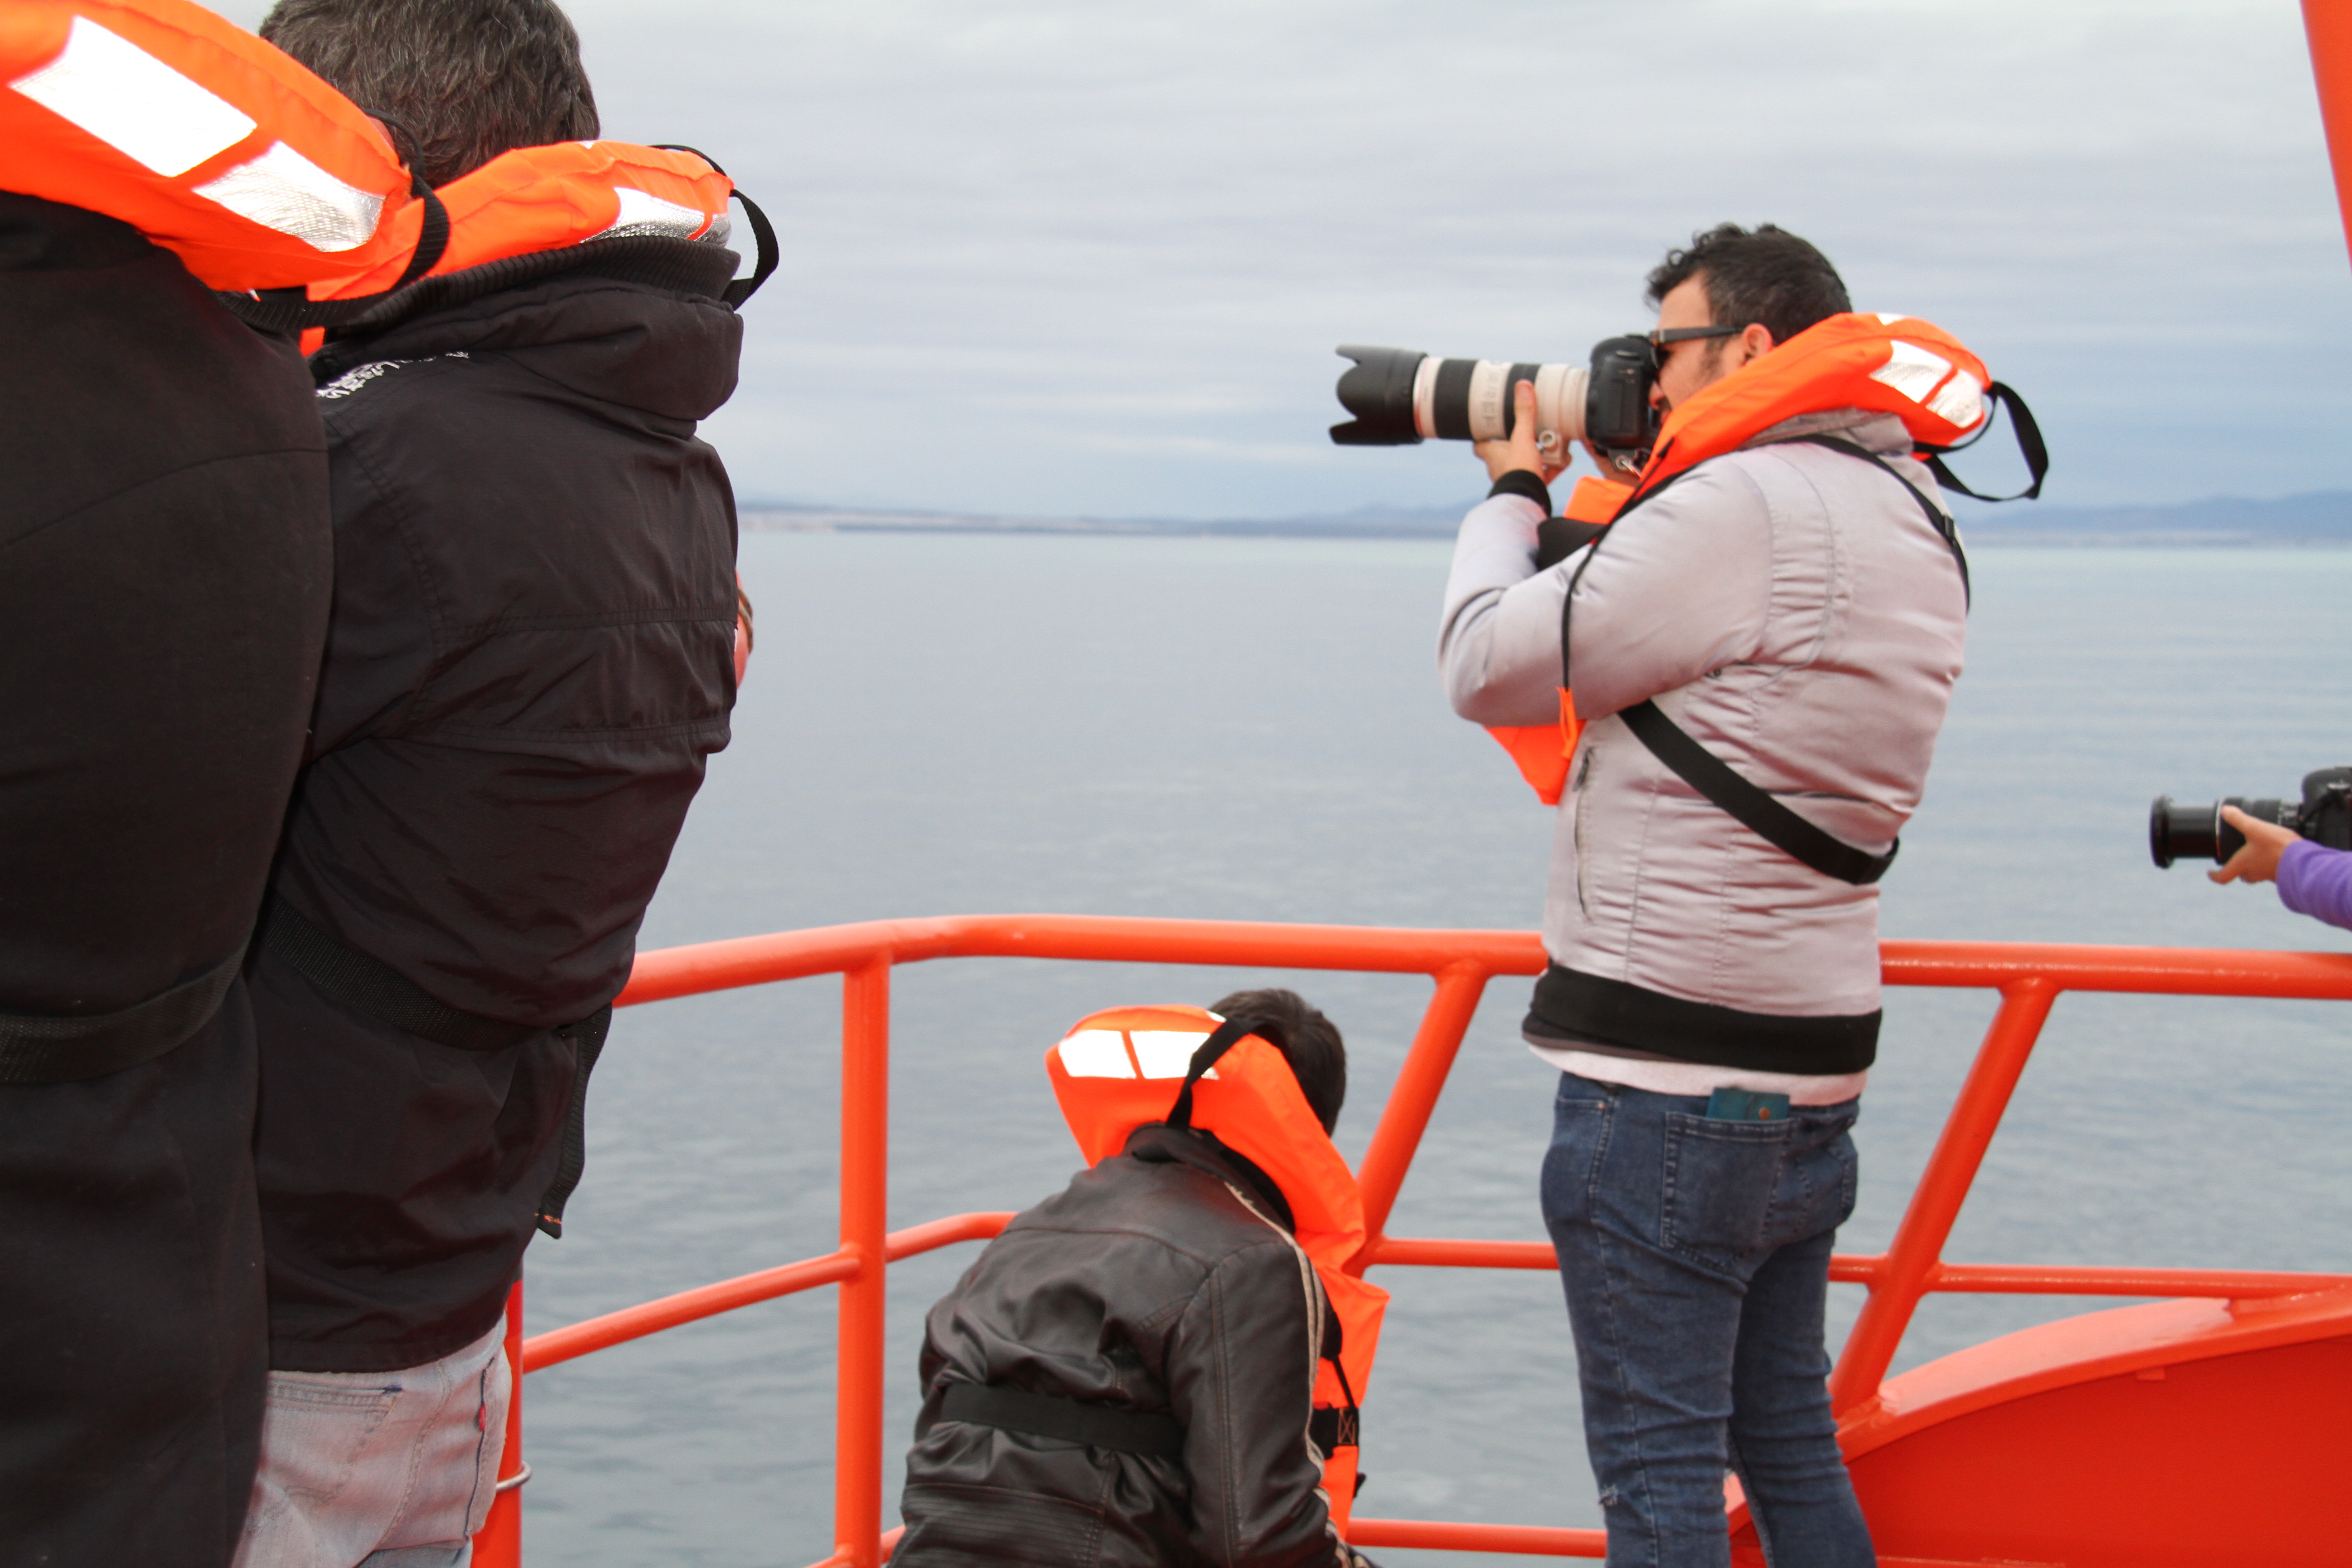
[261,0,599,188]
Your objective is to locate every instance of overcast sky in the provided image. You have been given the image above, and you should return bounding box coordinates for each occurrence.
[225,0,2352,518]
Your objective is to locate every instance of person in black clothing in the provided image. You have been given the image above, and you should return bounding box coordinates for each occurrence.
[232,2,746,1559]
[0,194,331,1563]
[898,989,1370,1568]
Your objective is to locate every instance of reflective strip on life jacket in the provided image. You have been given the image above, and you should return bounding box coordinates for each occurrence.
[1047,1004,1389,1537]
[0,0,419,290]
[308,140,734,302]
[1486,312,1993,804]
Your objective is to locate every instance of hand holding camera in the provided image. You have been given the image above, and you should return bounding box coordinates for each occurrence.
[2208,806,2301,886]
[1472,381,1569,485]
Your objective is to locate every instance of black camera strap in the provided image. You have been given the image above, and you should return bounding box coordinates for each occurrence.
[1618,701,1897,887]
[1580,436,1955,888]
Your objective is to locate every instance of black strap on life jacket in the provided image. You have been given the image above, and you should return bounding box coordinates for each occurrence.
[1164,1014,1367,1473]
[651,145,778,308]
[255,895,610,1237]
[1620,700,1897,886]
[1163,1013,1270,1130]
[1917,380,2048,502]
[0,942,248,1085]
[222,111,451,333]
[940,1382,1186,1460]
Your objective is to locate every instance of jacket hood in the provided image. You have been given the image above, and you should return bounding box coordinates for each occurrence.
[313,242,742,423]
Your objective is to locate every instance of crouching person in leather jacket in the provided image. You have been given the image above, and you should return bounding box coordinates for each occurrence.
[897,990,1376,1568]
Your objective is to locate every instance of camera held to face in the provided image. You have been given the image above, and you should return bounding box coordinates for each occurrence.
[1328,338,1662,475]
[2149,767,2352,867]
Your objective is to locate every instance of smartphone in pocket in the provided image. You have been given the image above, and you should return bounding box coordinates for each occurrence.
[1705,1087,1791,1122]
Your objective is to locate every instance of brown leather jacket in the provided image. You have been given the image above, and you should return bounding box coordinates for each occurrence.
[897,1124,1351,1568]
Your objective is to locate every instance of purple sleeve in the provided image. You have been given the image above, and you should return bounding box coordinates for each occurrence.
[2276,840,2352,931]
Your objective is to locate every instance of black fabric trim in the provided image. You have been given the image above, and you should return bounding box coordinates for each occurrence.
[1528,963,1879,1074]
[256,895,544,1053]
[1535,516,1604,571]
[0,943,246,1084]
[1618,699,1896,887]
[940,1383,1185,1460]
[222,235,741,342]
[1487,469,1552,511]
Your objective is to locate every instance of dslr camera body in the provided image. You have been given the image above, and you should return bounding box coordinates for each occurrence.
[2150,767,2352,867]
[1328,339,1661,476]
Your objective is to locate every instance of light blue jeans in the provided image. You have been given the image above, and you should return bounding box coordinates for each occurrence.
[231,1320,509,1568]
[1540,1073,1874,1568]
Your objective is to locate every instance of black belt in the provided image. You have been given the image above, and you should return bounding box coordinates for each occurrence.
[0,941,247,1085]
[939,1383,1186,1460]
[256,894,611,1238]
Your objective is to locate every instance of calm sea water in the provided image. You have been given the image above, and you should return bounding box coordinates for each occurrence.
[515,534,2352,1566]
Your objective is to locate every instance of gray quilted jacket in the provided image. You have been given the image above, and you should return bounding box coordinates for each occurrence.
[1438,410,1968,1066]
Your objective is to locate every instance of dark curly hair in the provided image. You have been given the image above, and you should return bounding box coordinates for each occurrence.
[261,0,599,188]
[1646,223,1850,348]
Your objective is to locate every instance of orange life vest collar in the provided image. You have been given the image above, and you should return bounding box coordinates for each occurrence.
[1048,1005,1389,1536]
[1629,312,1991,507]
[0,0,422,290]
[1485,312,2002,805]
[312,140,736,302]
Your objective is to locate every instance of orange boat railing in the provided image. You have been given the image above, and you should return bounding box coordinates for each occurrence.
[467,917,2352,1566]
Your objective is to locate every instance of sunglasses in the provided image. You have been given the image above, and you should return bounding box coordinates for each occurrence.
[1645,324,1744,365]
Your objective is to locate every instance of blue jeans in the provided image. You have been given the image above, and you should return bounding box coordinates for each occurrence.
[1539,1073,1873,1568]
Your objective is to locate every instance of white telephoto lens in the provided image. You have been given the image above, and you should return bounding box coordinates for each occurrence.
[1535,363,1588,447]
[1411,356,1443,441]
[1466,360,1518,443]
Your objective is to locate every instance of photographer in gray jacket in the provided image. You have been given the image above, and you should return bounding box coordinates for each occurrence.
[1438,225,1970,1566]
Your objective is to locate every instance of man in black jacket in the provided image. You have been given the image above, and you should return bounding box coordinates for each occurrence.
[898,990,1365,1568]
[231,3,745,1560]
[0,191,331,1568]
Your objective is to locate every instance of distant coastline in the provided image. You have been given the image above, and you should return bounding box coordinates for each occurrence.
[740,490,2352,546]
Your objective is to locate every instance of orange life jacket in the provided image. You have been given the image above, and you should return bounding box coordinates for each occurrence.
[1489,312,1997,804]
[306,139,735,302]
[1047,1004,1388,1538]
[0,0,421,290]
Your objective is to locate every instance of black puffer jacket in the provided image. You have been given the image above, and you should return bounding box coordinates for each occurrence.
[899,1125,1348,1568]
[251,244,742,1372]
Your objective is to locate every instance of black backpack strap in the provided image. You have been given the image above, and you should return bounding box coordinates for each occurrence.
[0,942,247,1084]
[1774,434,1971,608]
[1618,700,1896,887]
[534,1004,613,1239]
[939,1383,1186,1460]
